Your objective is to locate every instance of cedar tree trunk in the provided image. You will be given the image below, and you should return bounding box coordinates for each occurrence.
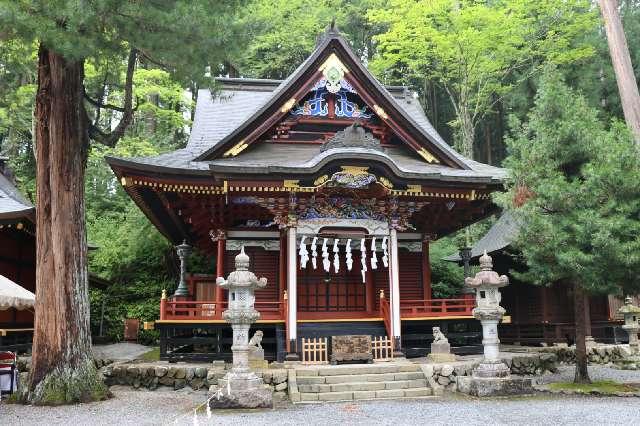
[598,0,640,143]
[573,282,591,384]
[28,44,108,404]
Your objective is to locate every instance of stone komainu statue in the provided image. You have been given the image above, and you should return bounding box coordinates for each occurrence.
[249,330,263,349]
[432,326,448,343]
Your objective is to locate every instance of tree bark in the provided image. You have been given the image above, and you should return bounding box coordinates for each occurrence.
[573,282,591,384]
[29,44,107,404]
[598,0,640,143]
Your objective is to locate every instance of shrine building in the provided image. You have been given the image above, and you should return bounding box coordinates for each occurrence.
[107,27,505,361]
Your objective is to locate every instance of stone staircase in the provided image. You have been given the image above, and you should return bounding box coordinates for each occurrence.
[290,363,433,403]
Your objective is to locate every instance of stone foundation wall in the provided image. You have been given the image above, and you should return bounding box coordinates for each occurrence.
[540,345,630,364]
[420,353,557,393]
[100,362,289,396]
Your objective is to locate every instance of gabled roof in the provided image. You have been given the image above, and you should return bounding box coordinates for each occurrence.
[107,78,505,183]
[0,170,34,222]
[194,27,468,168]
[107,26,506,186]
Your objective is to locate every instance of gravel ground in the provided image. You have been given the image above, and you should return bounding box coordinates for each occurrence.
[92,343,154,361]
[539,365,640,384]
[2,366,639,426]
[2,389,639,426]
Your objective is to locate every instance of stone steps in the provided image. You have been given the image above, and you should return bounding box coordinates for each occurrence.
[291,363,433,403]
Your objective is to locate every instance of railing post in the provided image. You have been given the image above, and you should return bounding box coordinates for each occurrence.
[160,289,167,320]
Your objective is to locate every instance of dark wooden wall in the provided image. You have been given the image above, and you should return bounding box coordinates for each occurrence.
[224,246,279,303]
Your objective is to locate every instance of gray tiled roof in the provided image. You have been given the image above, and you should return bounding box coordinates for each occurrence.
[208,143,505,183]
[107,31,505,182]
[0,172,34,219]
[109,78,505,182]
[444,211,520,261]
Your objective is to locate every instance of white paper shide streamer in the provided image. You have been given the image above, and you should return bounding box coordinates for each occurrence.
[345,238,353,271]
[299,236,309,269]
[322,238,330,272]
[360,238,367,283]
[370,237,378,270]
[382,236,389,267]
[311,236,318,269]
[332,239,340,273]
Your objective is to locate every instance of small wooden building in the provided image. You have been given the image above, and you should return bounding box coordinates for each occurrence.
[0,159,112,352]
[107,28,506,361]
[446,212,627,345]
[0,158,36,352]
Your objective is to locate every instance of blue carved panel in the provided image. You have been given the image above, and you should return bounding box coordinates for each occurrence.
[292,86,329,117]
[292,78,372,118]
[335,91,373,119]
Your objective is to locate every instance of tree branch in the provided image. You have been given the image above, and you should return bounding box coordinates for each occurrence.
[84,93,127,113]
[87,47,138,147]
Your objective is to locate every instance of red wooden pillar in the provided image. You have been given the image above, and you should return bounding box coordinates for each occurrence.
[160,289,167,320]
[214,231,226,310]
[421,235,432,300]
[279,230,286,309]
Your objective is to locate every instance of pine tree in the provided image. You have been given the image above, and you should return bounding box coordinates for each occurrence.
[498,68,640,383]
[0,1,241,404]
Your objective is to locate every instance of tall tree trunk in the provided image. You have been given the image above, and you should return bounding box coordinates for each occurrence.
[598,0,640,143]
[29,44,107,404]
[573,282,591,384]
[457,105,475,159]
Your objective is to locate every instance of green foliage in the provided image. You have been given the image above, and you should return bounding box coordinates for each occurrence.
[369,0,597,158]
[429,237,465,298]
[497,68,640,297]
[137,346,160,361]
[234,0,386,79]
[2,1,241,83]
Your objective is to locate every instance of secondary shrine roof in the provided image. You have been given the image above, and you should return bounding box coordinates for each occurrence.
[444,211,520,262]
[107,28,505,185]
[0,168,34,222]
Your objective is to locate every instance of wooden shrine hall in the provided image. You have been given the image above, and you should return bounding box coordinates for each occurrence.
[107,27,505,361]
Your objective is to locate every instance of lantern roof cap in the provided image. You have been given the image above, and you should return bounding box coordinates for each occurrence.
[619,296,640,314]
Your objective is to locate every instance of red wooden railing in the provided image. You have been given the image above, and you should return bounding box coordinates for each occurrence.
[399,298,475,317]
[161,300,284,321]
[159,295,473,323]
[379,290,392,338]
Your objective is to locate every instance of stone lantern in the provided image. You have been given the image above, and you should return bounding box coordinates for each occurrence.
[457,251,532,396]
[465,251,509,377]
[619,296,640,354]
[173,240,192,297]
[209,247,272,408]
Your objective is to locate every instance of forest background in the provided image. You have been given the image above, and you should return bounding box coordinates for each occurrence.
[1,0,638,343]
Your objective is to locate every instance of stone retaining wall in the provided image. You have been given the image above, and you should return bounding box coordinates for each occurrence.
[100,362,289,396]
[420,352,558,393]
[540,345,630,364]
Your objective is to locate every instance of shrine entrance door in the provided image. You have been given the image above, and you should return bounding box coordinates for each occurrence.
[297,252,367,314]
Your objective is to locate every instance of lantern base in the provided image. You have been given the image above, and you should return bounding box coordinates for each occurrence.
[208,386,273,409]
[457,375,533,397]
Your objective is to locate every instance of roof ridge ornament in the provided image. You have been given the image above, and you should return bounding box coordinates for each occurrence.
[316,19,341,46]
[321,123,382,152]
[319,53,349,93]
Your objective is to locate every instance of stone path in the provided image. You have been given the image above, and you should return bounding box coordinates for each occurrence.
[2,387,640,425]
[92,343,154,361]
